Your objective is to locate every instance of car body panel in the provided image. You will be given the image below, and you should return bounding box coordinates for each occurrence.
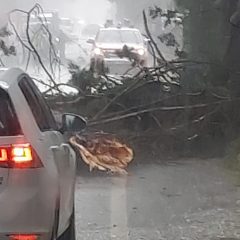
[0,68,76,239]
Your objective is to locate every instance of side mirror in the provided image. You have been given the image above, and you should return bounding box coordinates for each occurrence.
[61,113,87,133]
[87,38,95,44]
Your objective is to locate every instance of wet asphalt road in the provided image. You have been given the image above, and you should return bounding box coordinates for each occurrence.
[75,158,240,240]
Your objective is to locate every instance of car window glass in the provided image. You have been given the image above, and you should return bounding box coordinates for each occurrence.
[97,30,120,43]
[19,77,57,131]
[0,88,22,136]
[121,30,142,43]
[27,79,57,130]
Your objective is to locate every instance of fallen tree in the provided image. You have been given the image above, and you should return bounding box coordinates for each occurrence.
[7,4,240,163]
[47,9,236,158]
[70,132,134,174]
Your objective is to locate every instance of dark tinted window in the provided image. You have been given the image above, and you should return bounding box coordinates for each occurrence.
[0,88,22,136]
[19,77,57,131]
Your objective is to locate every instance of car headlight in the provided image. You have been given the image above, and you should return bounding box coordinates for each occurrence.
[137,48,145,56]
[94,48,103,55]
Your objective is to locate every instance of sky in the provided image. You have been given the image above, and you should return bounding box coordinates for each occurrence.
[0,0,113,27]
[40,0,113,23]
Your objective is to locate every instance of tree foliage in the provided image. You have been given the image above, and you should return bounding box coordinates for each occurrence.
[0,26,16,65]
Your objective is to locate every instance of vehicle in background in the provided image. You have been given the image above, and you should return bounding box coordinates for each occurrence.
[60,18,74,33]
[73,19,85,36]
[60,17,79,42]
[0,68,86,240]
[87,26,149,75]
[77,23,103,64]
[29,11,60,32]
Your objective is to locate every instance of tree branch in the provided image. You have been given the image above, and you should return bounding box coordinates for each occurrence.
[143,10,167,63]
[88,98,238,126]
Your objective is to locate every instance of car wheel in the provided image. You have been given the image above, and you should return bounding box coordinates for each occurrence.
[51,209,59,240]
[51,200,60,240]
[58,209,76,240]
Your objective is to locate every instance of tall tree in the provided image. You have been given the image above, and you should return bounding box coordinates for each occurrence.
[110,0,174,27]
[175,0,240,88]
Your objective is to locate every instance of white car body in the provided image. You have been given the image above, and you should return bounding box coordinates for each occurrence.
[89,27,149,74]
[0,68,76,240]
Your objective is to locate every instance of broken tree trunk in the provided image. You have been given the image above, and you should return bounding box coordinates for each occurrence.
[70,132,134,174]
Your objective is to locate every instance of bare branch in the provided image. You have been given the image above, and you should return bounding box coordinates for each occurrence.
[25,5,56,84]
[143,10,167,63]
[92,69,145,120]
[88,98,237,127]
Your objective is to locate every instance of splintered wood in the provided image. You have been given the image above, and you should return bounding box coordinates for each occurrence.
[70,133,134,174]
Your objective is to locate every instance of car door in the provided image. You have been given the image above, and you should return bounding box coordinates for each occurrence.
[18,76,76,234]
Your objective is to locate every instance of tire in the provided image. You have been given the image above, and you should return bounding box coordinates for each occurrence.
[51,208,59,240]
[51,199,60,240]
[58,209,76,240]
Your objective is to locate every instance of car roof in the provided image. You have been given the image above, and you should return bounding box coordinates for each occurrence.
[0,68,9,81]
[0,68,25,90]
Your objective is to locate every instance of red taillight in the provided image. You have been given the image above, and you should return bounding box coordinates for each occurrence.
[9,235,38,240]
[0,144,42,168]
[0,148,8,162]
[11,144,33,163]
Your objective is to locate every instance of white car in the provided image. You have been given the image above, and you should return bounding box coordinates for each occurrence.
[0,68,85,240]
[88,27,149,74]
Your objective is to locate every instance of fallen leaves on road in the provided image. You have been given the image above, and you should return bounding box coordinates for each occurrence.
[70,132,134,174]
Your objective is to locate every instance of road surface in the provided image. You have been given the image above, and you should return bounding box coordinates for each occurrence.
[75,158,240,240]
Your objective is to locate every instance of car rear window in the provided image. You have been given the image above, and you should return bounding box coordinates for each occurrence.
[0,88,22,136]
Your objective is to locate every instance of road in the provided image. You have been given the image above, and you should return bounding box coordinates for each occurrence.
[75,158,240,240]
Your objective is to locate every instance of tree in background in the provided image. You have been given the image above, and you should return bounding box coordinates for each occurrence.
[0,26,16,66]
[173,0,240,143]
[109,0,174,28]
[175,0,240,91]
